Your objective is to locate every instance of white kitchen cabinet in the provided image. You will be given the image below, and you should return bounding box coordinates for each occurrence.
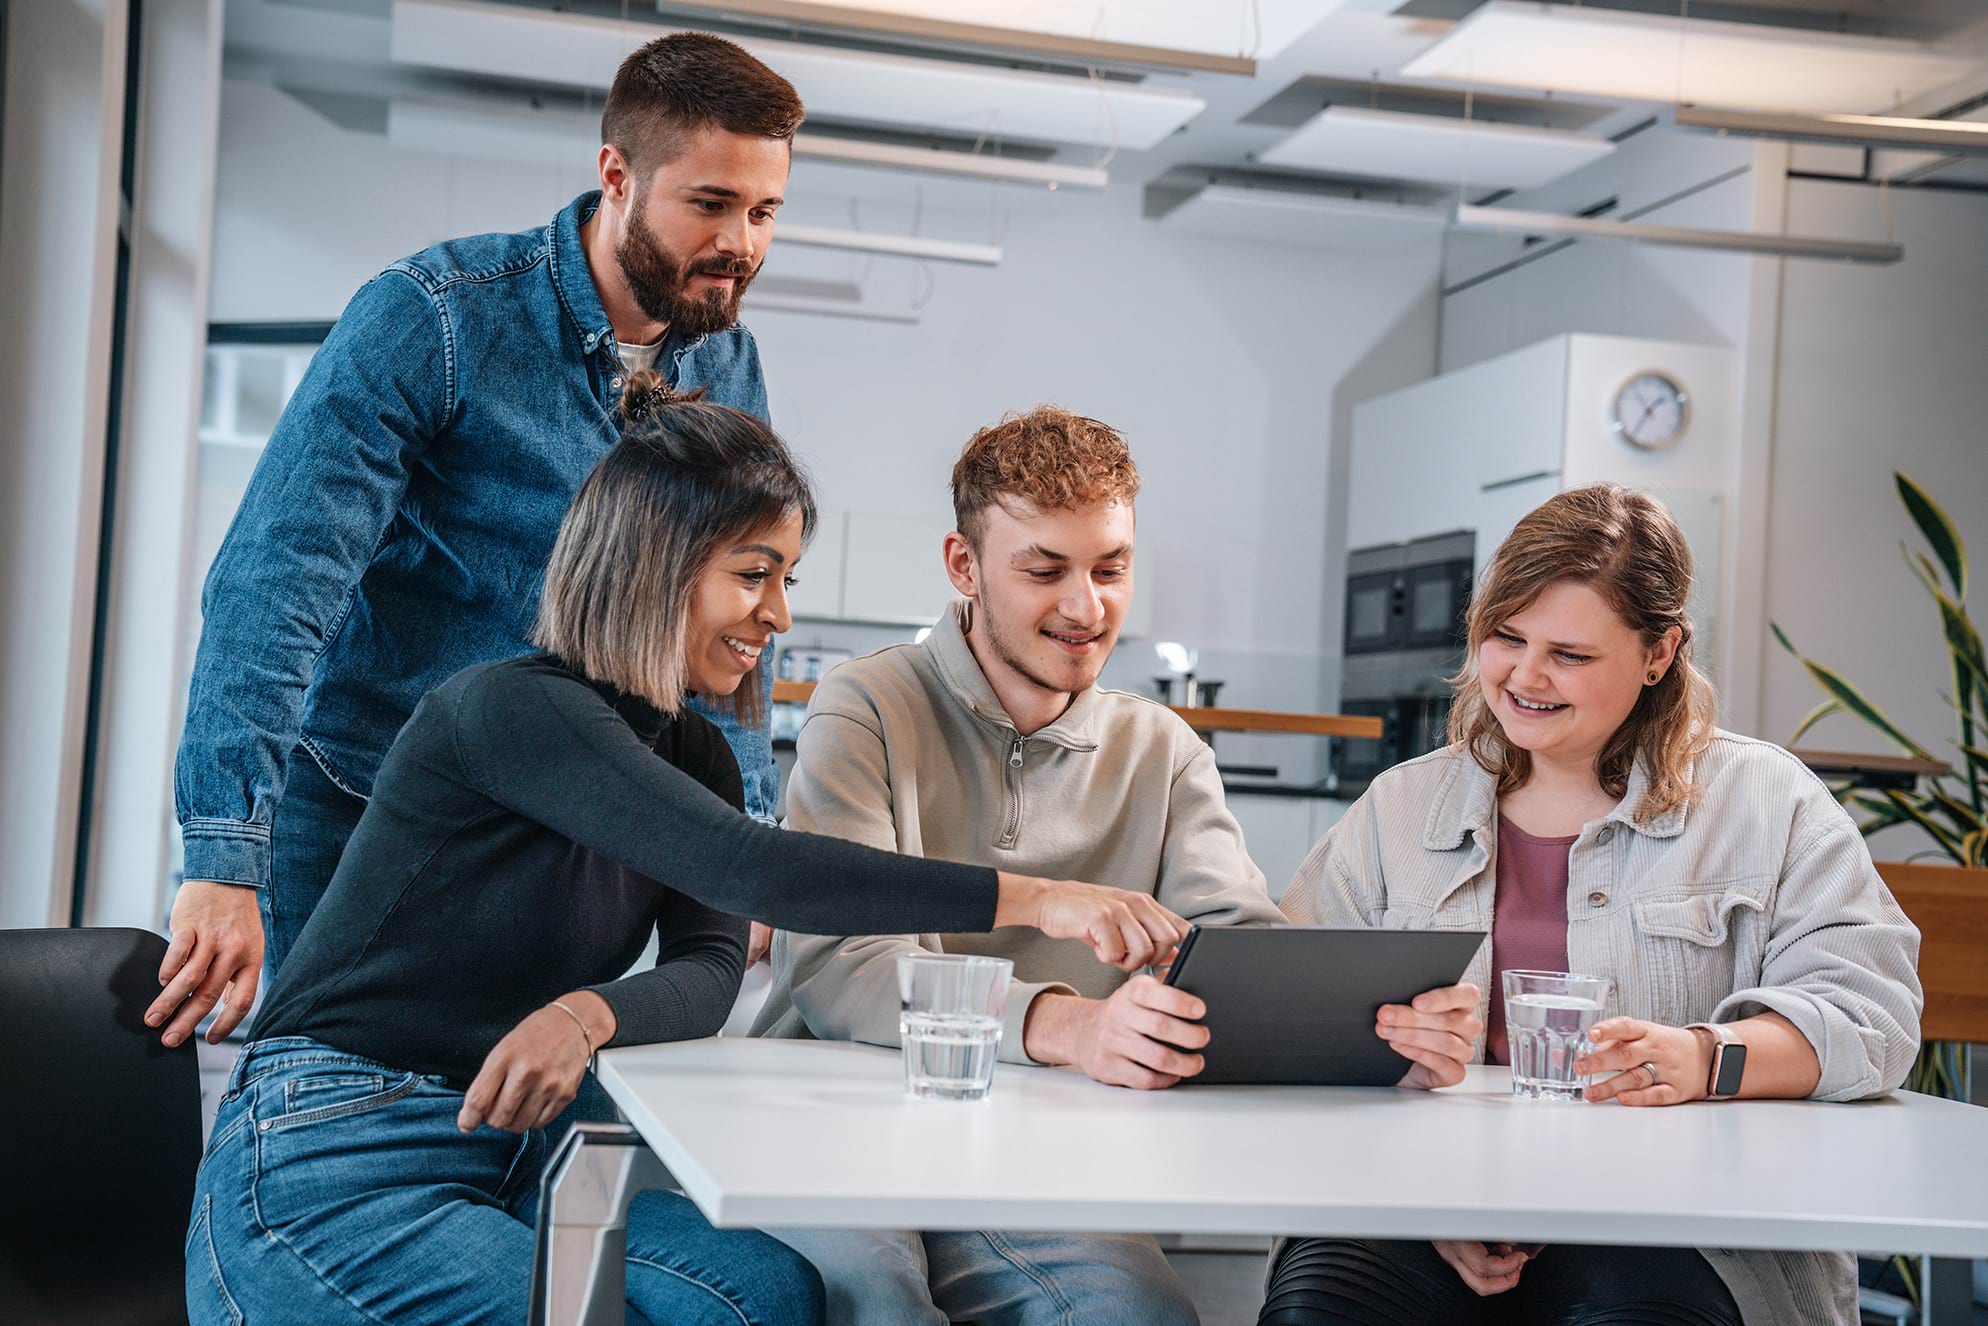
[1228,793,1316,902]
[840,511,958,626]
[788,508,847,622]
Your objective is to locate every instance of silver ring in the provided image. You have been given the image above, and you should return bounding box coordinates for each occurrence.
[1640,1060,1661,1087]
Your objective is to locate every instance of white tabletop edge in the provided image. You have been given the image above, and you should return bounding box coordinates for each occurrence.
[596,1040,1988,1258]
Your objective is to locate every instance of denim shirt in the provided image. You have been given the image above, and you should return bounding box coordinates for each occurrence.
[175,192,778,888]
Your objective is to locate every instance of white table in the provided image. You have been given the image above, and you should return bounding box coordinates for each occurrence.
[527,1039,1988,1324]
[601,1039,1986,1252]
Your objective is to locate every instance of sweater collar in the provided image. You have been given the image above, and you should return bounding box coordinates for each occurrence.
[923,599,1102,752]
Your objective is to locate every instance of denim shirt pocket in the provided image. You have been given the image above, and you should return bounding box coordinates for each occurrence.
[1632,880,1771,1026]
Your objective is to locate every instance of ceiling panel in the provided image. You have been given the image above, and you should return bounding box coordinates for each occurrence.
[1400,1,1983,115]
[1258,105,1614,190]
[671,1,1356,61]
[1160,185,1447,252]
[391,0,1206,150]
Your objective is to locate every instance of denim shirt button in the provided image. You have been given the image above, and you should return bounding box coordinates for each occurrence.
[1597,825,1615,844]
[611,376,623,390]
[1587,890,1609,907]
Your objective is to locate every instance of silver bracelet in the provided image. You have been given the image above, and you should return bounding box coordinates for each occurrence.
[548,999,597,1073]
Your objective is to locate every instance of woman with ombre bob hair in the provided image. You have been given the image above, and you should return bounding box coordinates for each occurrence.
[1267,483,1922,1326]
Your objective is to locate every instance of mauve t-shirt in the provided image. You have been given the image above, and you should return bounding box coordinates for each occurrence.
[1486,815,1577,1065]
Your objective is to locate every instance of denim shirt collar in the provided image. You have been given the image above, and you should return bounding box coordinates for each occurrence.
[551,190,724,368]
[924,598,1102,752]
[1421,747,1689,850]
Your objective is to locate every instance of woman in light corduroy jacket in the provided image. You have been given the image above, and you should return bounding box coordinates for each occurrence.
[1268,483,1922,1326]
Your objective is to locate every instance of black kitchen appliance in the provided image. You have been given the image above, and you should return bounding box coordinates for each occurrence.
[1333,531,1474,797]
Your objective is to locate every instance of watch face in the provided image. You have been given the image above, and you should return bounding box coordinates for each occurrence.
[1611,371,1689,450]
[1712,1041,1747,1097]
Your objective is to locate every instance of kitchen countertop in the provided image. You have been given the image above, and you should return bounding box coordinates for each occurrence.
[771,680,1383,739]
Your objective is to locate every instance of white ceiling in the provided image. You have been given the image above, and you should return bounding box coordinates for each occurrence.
[222,0,1988,255]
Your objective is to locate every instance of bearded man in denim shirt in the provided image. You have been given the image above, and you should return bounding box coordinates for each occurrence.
[147,34,803,1050]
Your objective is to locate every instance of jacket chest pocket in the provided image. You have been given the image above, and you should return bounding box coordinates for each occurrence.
[1632,882,1770,1025]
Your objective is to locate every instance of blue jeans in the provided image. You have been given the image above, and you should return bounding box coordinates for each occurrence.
[262,744,365,978]
[188,1037,824,1326]
[769,1227,1197,1326]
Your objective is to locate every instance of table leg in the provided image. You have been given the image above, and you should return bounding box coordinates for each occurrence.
[1918,1255,1975,1326]
[527,1121,677,1326]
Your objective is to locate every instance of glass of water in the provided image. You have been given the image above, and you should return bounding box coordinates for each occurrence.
[1503,969,1613,1101]
[897,954,1013,1100]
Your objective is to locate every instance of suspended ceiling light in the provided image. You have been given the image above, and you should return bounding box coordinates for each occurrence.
[1450,204,1903,265]
[793,135,1106,190]
[390,0,1205,151]
[746,292,921,323]
[1401,1,1977,116]
[777,223,1001,266]
[1259,106,1615,192]
[1667,105,1988,158]
[385,98,1106,191]
[664,0,1263,75]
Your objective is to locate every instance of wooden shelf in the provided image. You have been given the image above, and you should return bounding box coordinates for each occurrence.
[771,679,1381,739]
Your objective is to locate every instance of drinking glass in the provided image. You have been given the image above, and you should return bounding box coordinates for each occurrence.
[1503,969,1613,1101]
[897,954,1013,1100]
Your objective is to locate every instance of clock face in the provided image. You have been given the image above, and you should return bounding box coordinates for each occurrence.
[1611,372,1689,450]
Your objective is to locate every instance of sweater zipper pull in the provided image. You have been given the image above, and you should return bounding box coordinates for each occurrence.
[1009,737,1024,769]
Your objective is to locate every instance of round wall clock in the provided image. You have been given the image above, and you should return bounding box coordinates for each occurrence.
[1610,371,1689,451]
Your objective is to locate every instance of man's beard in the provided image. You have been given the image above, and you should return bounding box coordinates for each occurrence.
[978,582,1106,698]
[617,205,757,336]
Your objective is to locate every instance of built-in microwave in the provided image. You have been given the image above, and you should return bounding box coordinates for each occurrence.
[1343,532,1476,657]
[1333,531,1475,796]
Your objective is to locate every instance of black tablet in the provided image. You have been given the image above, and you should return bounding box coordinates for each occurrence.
[1163,925,1487,1086]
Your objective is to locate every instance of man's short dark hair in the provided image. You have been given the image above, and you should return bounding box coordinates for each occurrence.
[602,32,804,176]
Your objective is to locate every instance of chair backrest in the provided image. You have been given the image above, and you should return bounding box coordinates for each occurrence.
[0,927,203,1325]
[1875,862,1988,1045]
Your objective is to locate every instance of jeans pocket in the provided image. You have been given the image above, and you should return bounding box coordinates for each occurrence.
[185,1195,245,1326]
[250,1070,448,1234]
[261,1068,419,1133]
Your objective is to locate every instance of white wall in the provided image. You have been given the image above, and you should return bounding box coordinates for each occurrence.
[205,78,1442,784]
[1761,180,1988,811]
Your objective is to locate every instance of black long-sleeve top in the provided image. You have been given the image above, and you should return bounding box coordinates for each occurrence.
[251,653,998,1084]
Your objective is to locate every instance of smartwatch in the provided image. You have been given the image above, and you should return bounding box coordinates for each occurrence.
[1687,1022,1747,1100]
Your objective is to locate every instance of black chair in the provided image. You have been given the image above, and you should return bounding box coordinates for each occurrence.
[0,927,204,1326]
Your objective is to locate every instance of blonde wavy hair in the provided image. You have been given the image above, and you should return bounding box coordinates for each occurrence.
[1448,484,1717,819]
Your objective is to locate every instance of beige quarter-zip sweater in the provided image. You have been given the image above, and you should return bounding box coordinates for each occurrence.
[751,598,1285,1061]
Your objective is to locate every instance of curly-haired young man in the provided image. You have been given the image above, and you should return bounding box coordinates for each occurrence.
[754,406,1288,1325]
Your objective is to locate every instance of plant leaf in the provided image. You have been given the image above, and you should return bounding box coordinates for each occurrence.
[1882,790,1966,863]
[1789,655,1936,760]
[1927,786,1986,838]
[1898,472,1967,600]
[1770,622,1798,656]
[1787,699,1843,747]
[1964,827,1988,869]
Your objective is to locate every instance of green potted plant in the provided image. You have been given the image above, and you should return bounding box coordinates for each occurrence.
[1771,472,1984,1311]
[1773,472,1983,1086]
